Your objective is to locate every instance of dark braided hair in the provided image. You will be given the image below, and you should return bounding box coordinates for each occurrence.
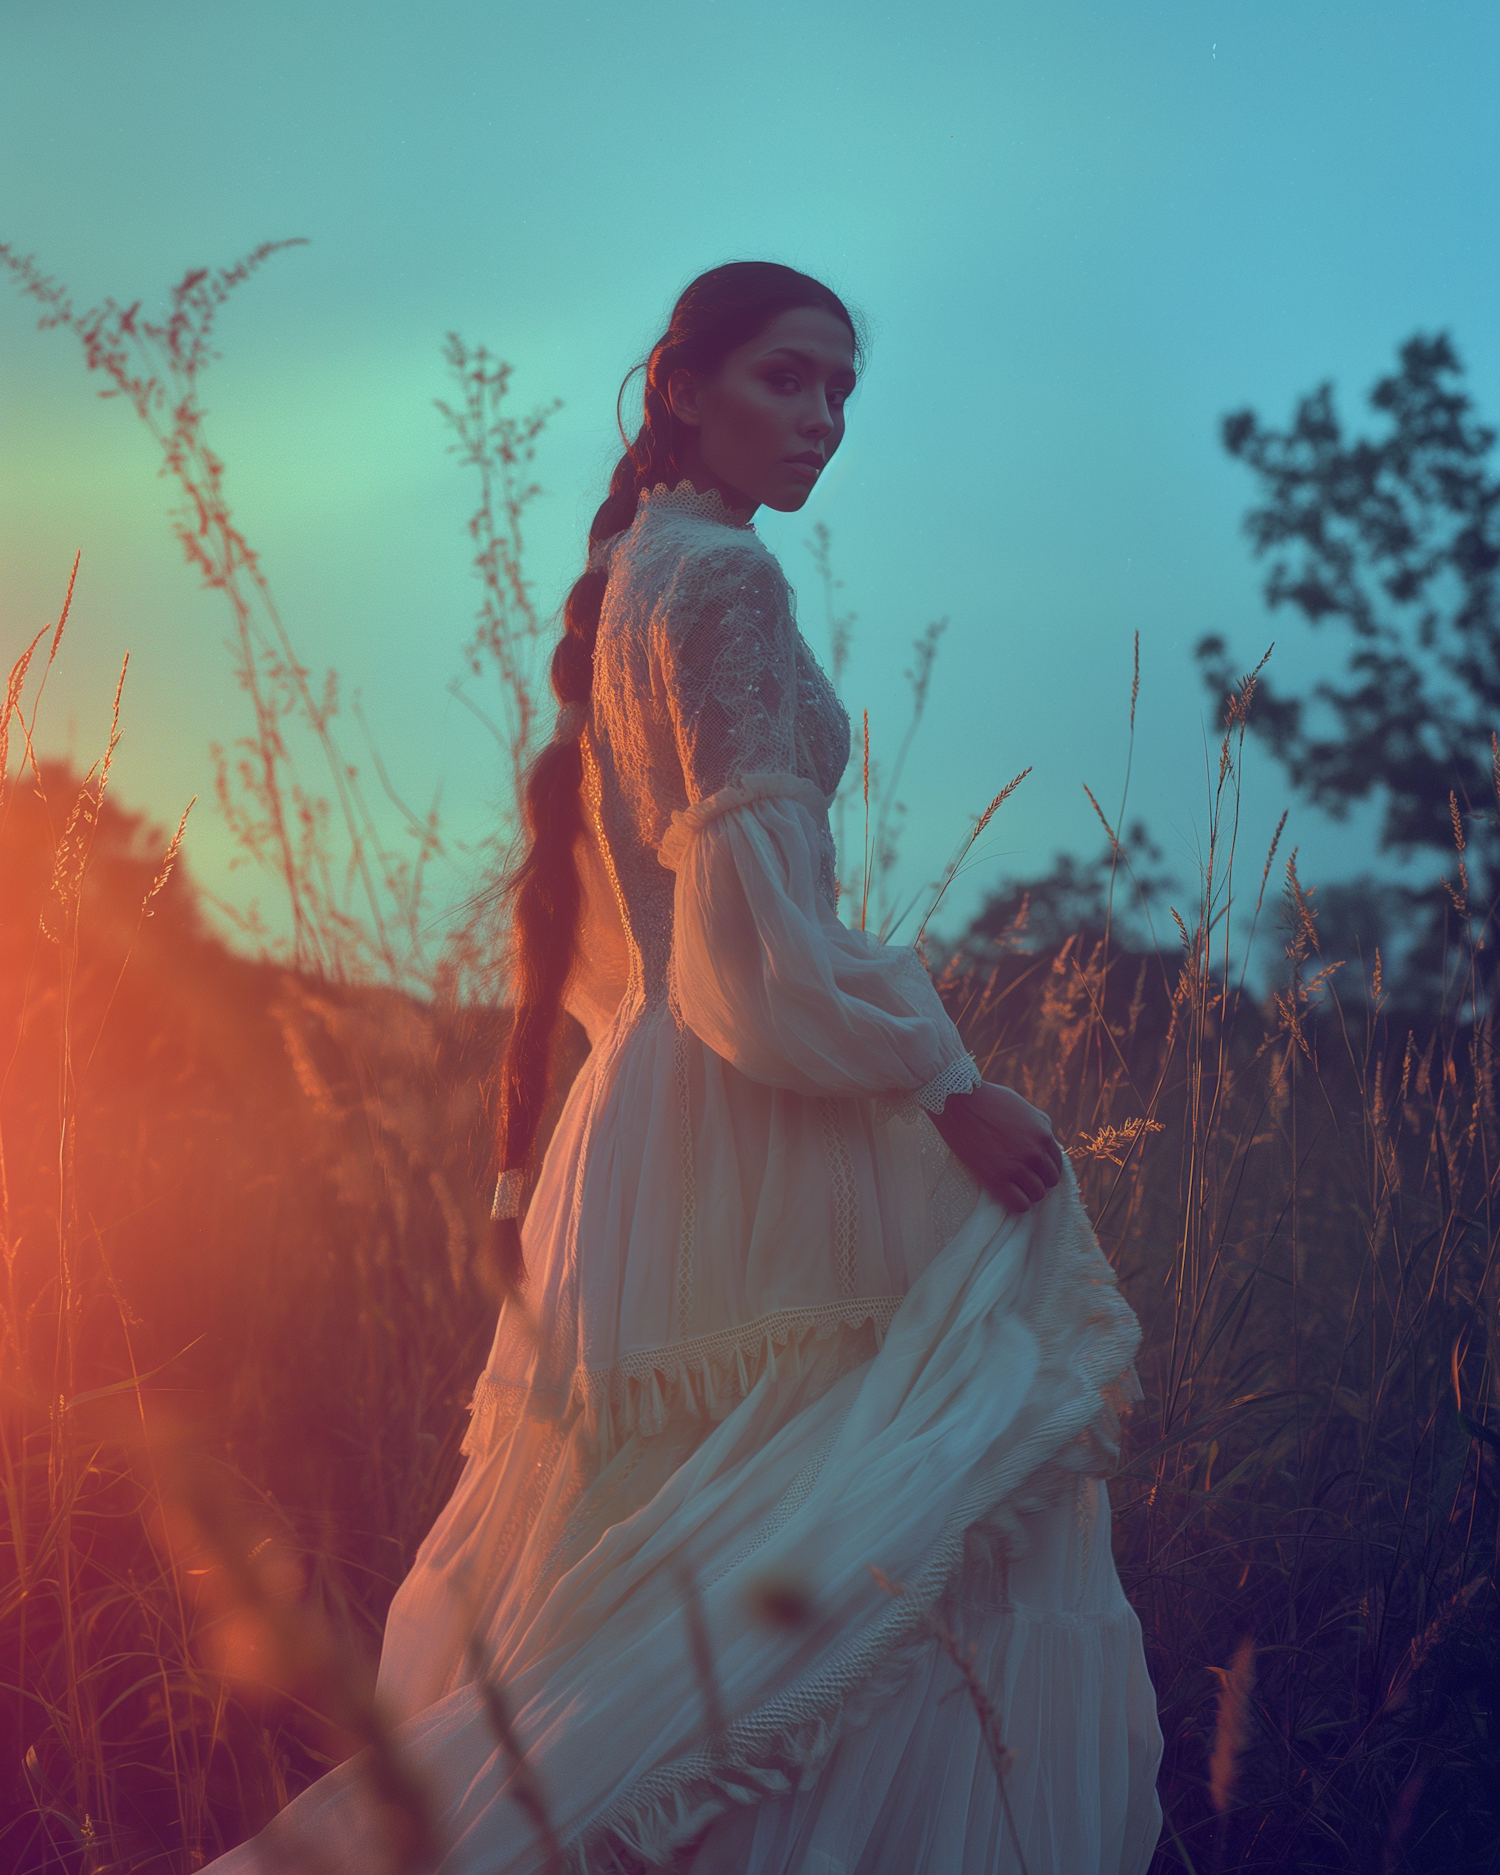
[492,261,862,1287]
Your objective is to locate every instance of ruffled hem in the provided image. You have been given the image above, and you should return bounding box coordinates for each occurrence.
[571,1324,1143,1871]
[656,771,834,872]
[573,1643,924,1873]
[565,1188,1146,1870]
[463,1296,903,1467]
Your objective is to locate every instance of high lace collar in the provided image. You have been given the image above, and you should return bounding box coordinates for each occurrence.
[637,479,756,531]
[585,479,756,577]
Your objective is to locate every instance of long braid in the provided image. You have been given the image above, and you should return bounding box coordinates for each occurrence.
[489,412,674,1288]
[491,263,861,1290]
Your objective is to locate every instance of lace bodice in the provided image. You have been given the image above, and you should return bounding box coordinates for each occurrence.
[585,482,851,1004]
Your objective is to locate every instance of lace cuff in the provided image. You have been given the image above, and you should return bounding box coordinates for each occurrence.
[657,771,833,871]
[877,1052,982,1123]
[916,1051,983,1110]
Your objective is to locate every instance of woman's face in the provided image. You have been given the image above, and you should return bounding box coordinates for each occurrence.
[667,306,858,515]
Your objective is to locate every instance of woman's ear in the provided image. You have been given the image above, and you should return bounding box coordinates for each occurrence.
[666,366,702,428]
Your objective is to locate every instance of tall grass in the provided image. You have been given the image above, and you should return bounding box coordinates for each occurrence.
[2,250,1495,1871]
[1,585,527,1866]
[940,662,1499,1870]
[0,244,558,990]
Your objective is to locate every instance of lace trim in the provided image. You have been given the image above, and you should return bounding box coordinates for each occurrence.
[876,1051,983,1124]
[638,479,757,530]
[657,772,833,871]
[817,1099,859,1297]
[462,1373,554,1459]
[463,1298,903,1468]
[915,1050,983,1112]
[673,1015,697,1338]
[568,1188,1145,1872]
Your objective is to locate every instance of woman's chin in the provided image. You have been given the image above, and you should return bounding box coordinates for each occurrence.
[761,485,816,514]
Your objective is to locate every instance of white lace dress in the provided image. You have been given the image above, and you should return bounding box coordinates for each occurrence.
[213,482,1162,1874]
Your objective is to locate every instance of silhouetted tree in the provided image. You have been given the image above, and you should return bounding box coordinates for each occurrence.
[962,820,1174,958]
[1199,334,1500,1008]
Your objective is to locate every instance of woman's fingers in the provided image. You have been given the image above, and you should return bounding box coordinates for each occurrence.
[1013,1167,1048,1205]
[975,1110,1060,1167]
[993,1169,1045,1211]
[990,1151,1065,1211]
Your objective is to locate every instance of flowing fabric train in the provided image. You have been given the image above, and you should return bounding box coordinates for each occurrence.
[212,1162,1160,1874]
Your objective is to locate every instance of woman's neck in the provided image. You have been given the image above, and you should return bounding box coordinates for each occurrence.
[669,437,758,522]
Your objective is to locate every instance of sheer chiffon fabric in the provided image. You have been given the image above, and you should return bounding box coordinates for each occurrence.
[208,484,1161,1874]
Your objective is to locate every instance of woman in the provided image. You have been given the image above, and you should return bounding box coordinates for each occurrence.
[220,262,1162,1874]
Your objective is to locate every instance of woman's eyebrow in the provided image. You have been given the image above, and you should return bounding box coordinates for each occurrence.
[760,346,857,380]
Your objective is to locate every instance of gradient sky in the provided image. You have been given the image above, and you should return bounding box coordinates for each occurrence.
[3,0,1498,957]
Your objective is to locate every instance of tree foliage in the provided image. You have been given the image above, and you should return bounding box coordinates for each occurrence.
[1199,334,1500,1004]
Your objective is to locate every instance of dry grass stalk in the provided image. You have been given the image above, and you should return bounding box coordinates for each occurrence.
[1206,1634,1256,1814]
[436,334,560,815]
[677,1562,728,1757]
[914,768,1032,948]
[871,1566,1031,1875]
[464,1634,565,1875]
[1072,1116,1166,1164]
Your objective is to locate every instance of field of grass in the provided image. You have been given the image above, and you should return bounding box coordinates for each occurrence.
[3,603,1496,1873]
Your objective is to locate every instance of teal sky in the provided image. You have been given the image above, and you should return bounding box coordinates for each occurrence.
[3,0,1498,954]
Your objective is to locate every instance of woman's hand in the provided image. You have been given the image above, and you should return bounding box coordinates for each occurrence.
[928,1081,1064,1213]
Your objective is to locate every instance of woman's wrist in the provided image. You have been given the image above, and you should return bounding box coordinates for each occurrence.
[912,1052,983,1115]
[926,1080,1064,1213]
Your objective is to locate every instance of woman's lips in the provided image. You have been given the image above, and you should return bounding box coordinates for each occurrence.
[784,458,821,478]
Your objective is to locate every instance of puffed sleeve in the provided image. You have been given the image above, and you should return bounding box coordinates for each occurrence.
[656,545,981,1110]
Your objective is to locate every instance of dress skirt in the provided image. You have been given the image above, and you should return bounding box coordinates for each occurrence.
[208,993,1163,1875]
